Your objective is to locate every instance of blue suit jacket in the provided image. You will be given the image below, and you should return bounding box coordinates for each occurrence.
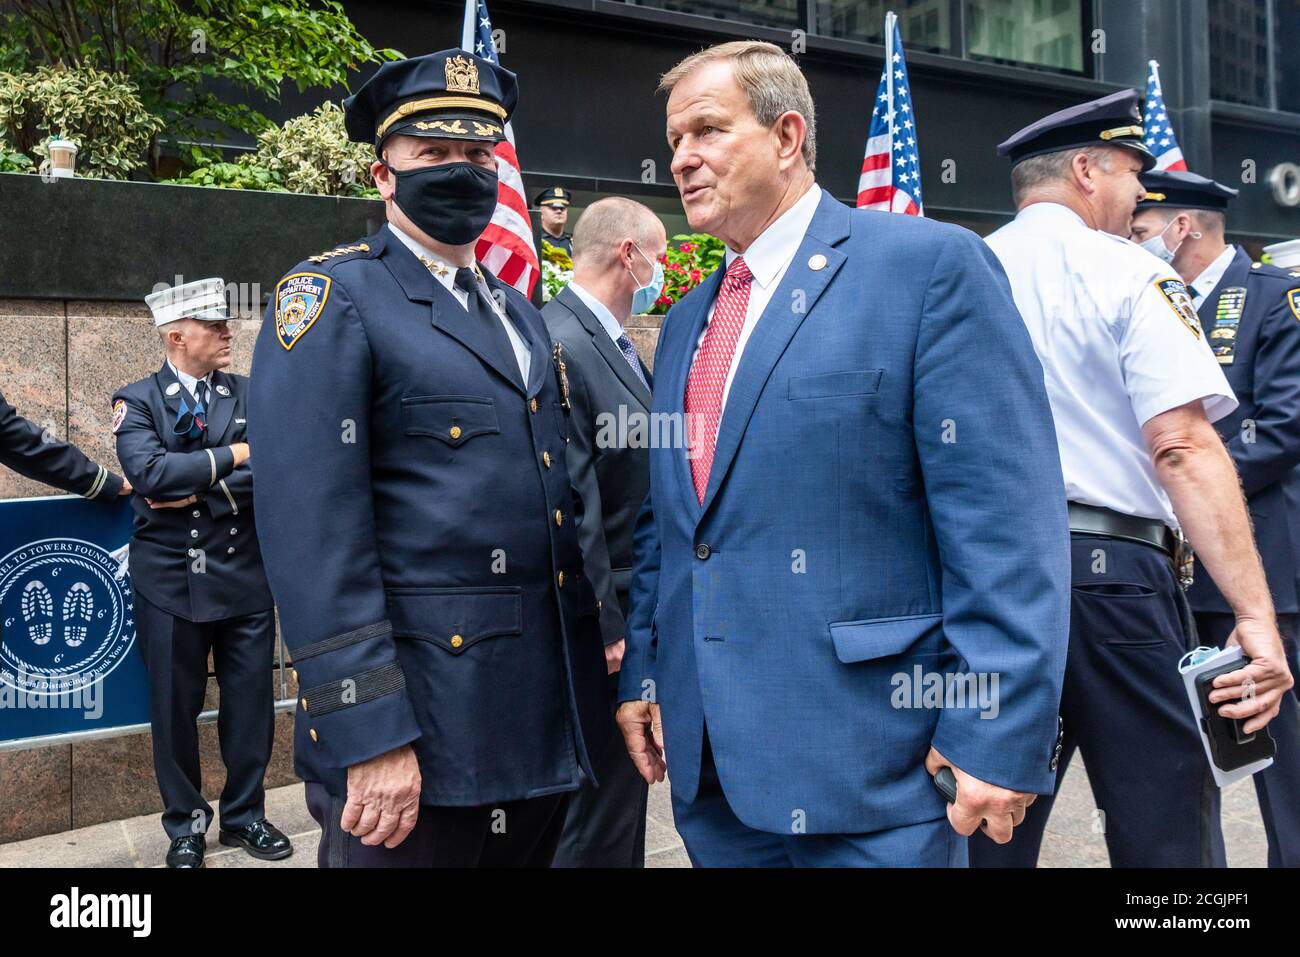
[1187,247,1300,615]
[617,191,1071,835]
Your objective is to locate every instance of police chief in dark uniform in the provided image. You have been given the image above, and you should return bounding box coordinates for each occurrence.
[113,278,290,868]
[248,50,609,868]
[1133,170,1300,868]
[2,389,125,500]
[536,186,574,256]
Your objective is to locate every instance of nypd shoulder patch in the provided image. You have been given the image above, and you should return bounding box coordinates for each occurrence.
[275,272,332,350]
[1288,289,1300,323]
[1156,278,1202,338]
[110,399,127,434]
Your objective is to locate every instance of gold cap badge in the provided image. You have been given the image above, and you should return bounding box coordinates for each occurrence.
[445,54,480,95]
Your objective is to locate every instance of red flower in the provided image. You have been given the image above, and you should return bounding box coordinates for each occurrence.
[689,269,702,283]
[680,242,695,253]
[655,295,672,307]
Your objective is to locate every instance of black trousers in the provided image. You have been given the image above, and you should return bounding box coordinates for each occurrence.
[134,592,275,840]
[1194,611,1300,868]
[970,534,1225,867]
[552,672,649,868]
[306,781,569,867]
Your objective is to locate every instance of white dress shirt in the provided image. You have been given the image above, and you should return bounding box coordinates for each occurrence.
[986,202,1236,528]
[387,223,531,383]
[568,281,625,345]
[692,182,823,413]
[1188,245,1238,308]
[167,359,213,405]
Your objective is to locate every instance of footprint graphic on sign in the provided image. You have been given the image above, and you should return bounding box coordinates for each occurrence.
[21,580,53,645]
[62,582,92,648]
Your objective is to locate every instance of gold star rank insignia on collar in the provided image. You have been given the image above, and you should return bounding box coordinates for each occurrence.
[417,254,451,278]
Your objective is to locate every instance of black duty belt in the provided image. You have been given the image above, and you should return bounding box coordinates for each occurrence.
[1067,501,1194,588]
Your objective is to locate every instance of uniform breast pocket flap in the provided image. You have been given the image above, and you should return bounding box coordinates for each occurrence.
[386,586,522,654]
[402,395,500,447]
[788,369,884,400]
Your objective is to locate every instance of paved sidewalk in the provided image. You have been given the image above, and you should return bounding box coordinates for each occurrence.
[0,757,1268,867]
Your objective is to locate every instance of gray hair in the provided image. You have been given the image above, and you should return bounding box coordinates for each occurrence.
[658,40,817,171]
[1010,146,1117,206]
[571,197,664,267]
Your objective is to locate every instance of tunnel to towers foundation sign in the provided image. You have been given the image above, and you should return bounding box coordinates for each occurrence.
[0,496,149,743]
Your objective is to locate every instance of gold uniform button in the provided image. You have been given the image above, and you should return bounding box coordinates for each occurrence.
[449,425,462,440]
[301,698,308,711]
[543,451,552,468]
[557,571,566,588]
[309,728,318,743]
[530,398,539,413]
[291,669,299,683]
[450,634,464,648]
[554,509,564,527]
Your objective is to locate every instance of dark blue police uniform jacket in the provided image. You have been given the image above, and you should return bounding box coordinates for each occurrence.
[1188,246,1300,615]
[1,387,122,499]
[111,365,273,622]
[248,228,609,807]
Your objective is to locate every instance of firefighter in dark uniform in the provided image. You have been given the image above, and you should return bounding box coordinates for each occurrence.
[1133,170,1300,867]
[536,186,574,257]
[1,389,125,499]
[113,278,290,868]
[248,50,609,867]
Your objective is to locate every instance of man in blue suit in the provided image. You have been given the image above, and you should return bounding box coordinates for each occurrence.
[614,40,1072,867]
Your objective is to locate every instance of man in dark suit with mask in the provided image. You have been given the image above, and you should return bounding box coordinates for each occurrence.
[543,197,665,867]
[1133,170,1300,867]
[249,50,609,867]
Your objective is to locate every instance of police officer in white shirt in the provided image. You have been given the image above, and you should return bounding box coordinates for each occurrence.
[974,89,1294,868]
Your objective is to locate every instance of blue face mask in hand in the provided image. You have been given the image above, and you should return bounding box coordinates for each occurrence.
[628,243,665,315]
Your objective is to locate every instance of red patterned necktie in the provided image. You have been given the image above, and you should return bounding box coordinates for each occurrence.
[684,256,753,503]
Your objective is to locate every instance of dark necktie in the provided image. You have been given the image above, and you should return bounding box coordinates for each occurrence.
[454,267,522,386]
[615,332,650,391]
[192,380,209,436]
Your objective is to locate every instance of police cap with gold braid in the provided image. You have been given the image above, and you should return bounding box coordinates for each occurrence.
[344,49,519,154]
[997,89,1157,171]
[1136,169,1239,213]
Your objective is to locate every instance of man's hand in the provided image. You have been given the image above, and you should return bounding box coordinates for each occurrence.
[230,442,251,467]
[925,747,1036,844]
[342,744,421,848]
[118,478,132,495]
[1210,616,1295,733]
[616,700,665,784]
[145,494,197,509]
[605,638,625,675]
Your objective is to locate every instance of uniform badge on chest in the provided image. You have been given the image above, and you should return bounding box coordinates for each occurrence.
[552,342,571,412]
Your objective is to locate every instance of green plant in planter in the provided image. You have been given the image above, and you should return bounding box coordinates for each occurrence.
[541,239,574,302]
[0,140,33,172]
[653,233,726,314]
[247,102,377,197]
[166,103,377,197]
[0,0,400,174]
[0,65,162,178]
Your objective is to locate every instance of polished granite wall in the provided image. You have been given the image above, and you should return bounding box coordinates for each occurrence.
[0,296,663,844]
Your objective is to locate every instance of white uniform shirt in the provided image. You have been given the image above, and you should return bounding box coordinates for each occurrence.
[986,202,1236,527]
[1188,244,1238,308]
[166,359,214,406]
[691,183,822,414]
[387,223,531,383]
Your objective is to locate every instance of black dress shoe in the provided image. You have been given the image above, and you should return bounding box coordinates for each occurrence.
[166,834,206,869]
[218,819,293,860]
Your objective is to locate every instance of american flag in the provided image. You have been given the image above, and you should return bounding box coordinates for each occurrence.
[1144,60,1187,172]
[462,0,539,295]
[857,12,923,215]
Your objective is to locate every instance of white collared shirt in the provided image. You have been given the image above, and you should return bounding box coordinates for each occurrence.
[568,281,625,345]
[691,182,823,413]
[986,202,1236,528]
[387,223,531,383]
[167,359,213,405]
[1189,245,1238,308]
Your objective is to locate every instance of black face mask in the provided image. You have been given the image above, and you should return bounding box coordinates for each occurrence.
[387,160,498,246]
